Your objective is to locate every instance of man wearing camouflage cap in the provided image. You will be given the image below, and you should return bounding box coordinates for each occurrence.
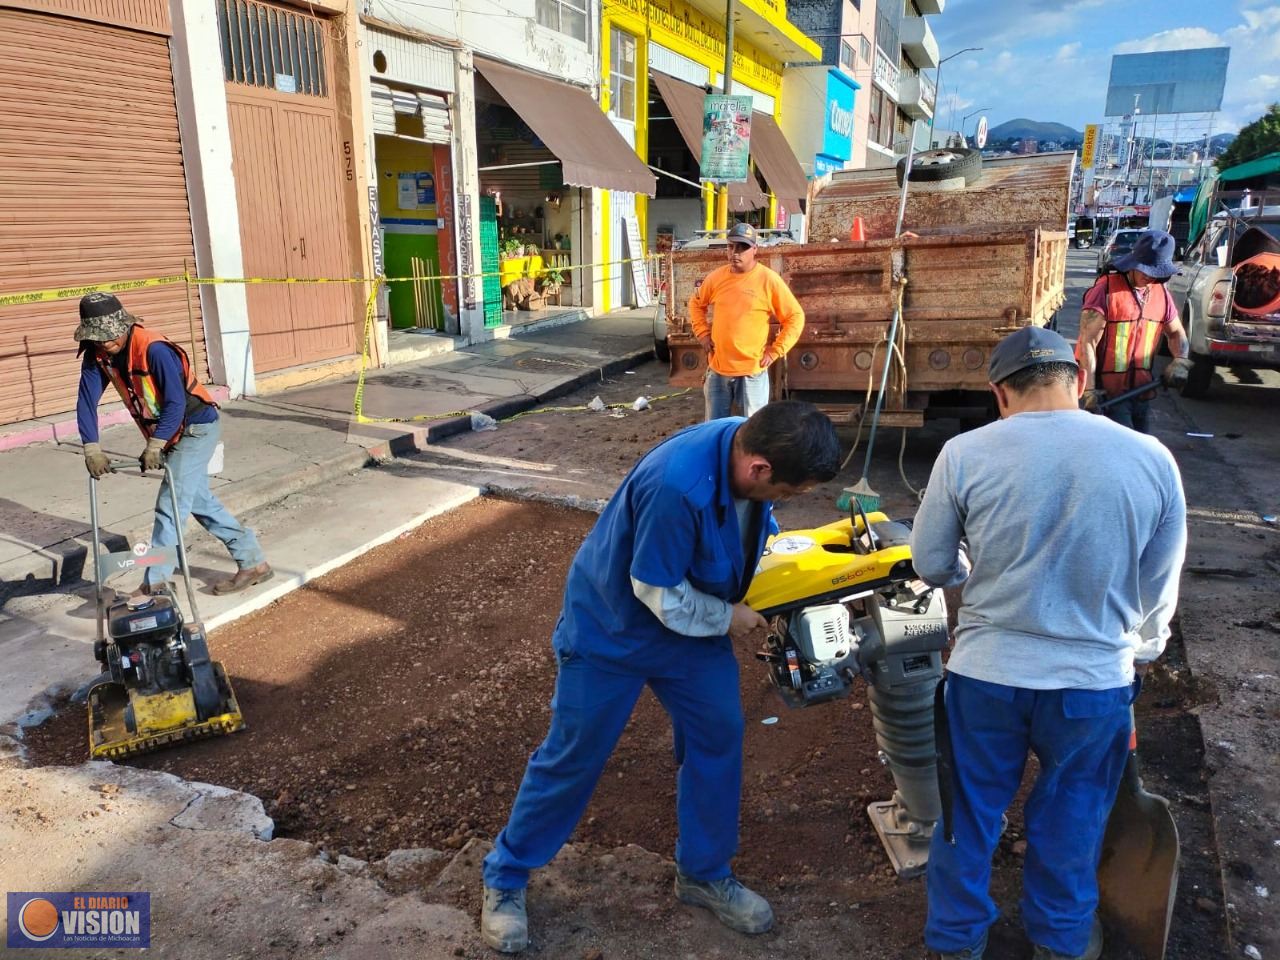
[75,292,272,596]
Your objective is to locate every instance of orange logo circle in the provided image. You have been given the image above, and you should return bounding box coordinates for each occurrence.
[18,897,59,940]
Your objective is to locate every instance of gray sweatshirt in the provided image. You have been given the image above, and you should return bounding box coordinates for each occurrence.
[910,408,1187,690]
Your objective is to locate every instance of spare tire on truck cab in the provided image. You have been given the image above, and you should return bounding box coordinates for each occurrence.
[896,147,983,187]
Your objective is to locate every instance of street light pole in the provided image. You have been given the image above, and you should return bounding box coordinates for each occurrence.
[714,0,735,231]
[929,46,982,147]
[962,106,990,143]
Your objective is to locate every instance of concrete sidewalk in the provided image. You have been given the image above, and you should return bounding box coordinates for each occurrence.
[0,311,654,729]
[0,312,654,600]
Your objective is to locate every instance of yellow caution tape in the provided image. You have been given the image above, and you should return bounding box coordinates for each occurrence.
[0,275,188,307]
[0,255,663,308]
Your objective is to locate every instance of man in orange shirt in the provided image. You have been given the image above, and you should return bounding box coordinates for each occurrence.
[689,222,805,420]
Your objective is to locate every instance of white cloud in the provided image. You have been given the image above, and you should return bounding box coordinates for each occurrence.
[1055,42,1082,62]
[1112,27,1224,55]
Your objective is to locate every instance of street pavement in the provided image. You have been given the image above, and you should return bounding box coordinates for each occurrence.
[0,311,655,733]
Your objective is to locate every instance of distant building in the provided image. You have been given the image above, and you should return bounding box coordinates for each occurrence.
[1015,139,1039,154]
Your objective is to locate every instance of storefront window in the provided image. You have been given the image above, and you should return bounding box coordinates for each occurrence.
[535,0,587,42]
[610,29,637,122]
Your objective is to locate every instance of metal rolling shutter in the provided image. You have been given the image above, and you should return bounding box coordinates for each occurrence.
[0,6,204,424]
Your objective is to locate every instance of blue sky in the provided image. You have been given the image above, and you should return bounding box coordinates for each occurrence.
[926,0,1279,135]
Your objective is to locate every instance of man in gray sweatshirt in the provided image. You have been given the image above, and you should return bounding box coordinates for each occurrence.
[910,327,1186,960]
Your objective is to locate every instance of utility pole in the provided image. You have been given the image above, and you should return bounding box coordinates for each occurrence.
[714,0,734,231]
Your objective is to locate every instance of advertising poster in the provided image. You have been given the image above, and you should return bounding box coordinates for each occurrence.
[701,94,753,183]
[1081,124,1099,169]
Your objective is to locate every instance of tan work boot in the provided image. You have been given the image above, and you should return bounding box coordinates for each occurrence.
[212,562,273,596]
[674,871,774,934]
[1032,915,1103,960]
[480,885,528,953]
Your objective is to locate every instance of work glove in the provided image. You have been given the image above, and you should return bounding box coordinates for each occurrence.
[139,437,166,474]
[83,442,113,480]
[1079,389,1107,412]
[1162,357,1193,388]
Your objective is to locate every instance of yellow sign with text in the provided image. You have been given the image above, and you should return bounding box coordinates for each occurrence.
[1081,124,1099,169]
[606,0,789,93]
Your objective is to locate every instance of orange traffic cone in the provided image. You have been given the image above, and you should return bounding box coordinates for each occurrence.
[850,217,867,242]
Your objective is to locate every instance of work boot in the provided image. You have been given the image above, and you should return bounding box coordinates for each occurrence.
[1032,916,1103,960]
[934,930,988,960]
[131,580,173,601]
[480,885,528,953]
[674,871,774,934]
[212,562,274,596]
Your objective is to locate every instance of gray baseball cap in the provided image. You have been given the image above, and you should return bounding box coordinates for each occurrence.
[988,326,1078,384]
[74,292,137,343]
[726,222,758,247]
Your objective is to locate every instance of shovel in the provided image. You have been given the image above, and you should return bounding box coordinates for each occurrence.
[1097,708,1180,960]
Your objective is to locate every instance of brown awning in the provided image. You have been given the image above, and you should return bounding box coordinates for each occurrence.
[750,112,809,212]
[649,71,768,212]
[476,57,655,197]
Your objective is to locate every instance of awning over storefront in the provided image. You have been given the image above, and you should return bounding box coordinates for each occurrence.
[475,57,655,197]
[650,70,768,212]
[749,112,808,212]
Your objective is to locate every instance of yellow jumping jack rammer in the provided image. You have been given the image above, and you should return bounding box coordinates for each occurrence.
[85,460,245,759]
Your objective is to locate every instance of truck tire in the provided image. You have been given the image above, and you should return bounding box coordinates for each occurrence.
[1180,353,1214,399]
[654,337,671,364]
[897,147,982,187]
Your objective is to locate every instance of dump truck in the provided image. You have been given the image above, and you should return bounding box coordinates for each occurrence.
[662,151,1075,427]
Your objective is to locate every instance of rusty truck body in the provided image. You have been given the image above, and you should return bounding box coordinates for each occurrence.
[663,151,1076,427]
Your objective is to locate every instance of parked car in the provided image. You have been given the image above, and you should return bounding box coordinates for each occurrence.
[1096,228,1146,276]
[1165,192,1280,398]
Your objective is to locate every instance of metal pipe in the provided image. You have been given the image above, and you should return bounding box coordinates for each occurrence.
[164,463,203,626]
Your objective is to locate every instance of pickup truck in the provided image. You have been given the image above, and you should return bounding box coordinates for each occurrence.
[1166,188,1280,398]
[662,152,1074,427]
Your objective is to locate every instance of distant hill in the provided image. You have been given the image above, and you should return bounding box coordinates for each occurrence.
[989,118,1083,142]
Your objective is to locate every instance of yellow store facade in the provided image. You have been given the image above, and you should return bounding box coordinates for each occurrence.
[596,0,819,311]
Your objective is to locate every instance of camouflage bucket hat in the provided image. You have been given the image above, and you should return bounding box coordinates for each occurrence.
[73,292,137,343]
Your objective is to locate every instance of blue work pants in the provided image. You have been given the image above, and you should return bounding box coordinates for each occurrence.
[704,369,770,421]
[483,645,744,890]
[1104,396,1151,434]
[144,419,265,587]
[925,673,1134,957]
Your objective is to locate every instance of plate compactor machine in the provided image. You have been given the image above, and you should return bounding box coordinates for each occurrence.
[746,503,949,878]
[85,462,245,759]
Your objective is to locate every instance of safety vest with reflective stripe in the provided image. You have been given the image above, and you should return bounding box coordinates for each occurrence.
[1095,273,1170,399]
[94,325,217,449]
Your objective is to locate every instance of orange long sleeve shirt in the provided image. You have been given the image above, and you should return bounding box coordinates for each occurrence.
[688,263,805,376]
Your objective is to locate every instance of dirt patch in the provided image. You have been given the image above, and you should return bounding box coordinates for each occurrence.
[24,497,1227,958]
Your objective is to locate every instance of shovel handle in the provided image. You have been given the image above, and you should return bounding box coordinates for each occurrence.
[1121,707,1143,793]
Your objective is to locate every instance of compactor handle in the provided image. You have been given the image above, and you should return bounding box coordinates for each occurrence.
[88,457,202,630]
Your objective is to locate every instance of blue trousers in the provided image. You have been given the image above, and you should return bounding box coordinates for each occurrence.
[925,673,1134,957]
[1104,396,1151,433]
[704,369,770,421]
[483,645,744,890]
[144,418,264,587]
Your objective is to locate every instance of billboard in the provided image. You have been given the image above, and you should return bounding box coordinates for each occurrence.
[1104,47,1229,116]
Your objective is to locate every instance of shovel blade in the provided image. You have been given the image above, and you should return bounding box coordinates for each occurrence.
[1097,782,1180,960]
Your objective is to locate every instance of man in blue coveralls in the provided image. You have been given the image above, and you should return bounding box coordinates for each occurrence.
[910,327,1186,960]
[480,401,842,953]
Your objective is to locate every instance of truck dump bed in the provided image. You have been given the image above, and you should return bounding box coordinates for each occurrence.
[664,153,1075,424]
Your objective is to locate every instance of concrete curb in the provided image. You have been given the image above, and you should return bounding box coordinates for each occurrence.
[3,347,652,596]
[417,347,654,447]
